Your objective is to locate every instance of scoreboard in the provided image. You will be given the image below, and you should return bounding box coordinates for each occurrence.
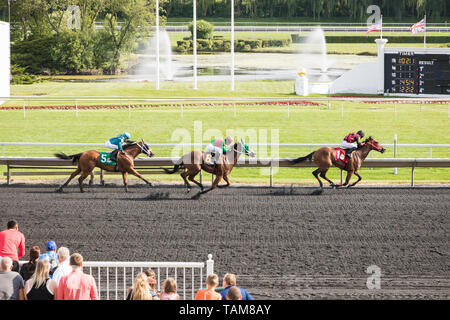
[384,50,450,95]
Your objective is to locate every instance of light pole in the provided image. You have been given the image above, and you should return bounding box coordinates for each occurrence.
[230,0,235,91]
[193,0,198,90]
[156,0,160,90]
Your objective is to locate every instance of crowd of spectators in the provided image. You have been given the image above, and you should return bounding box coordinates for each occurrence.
[0,219,254,301]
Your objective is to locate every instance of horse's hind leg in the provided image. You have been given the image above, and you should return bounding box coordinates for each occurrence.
[319,169,336,188]
[78,171,92,193]
[188,170,204,191]
[57,167,81,192]
[181,170,192,192]
[312,168,323,189]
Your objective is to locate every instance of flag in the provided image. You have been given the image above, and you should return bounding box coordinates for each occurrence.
[366,20,382,34]
[410,18,425,34]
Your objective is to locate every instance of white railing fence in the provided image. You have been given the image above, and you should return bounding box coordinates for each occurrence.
[19,254,214,300]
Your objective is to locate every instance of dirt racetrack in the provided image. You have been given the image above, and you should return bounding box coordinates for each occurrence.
[0,181,448,300]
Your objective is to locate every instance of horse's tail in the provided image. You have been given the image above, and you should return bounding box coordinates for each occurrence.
[163,157,183,174]
[290,152,314,164]
[54,152,82,165]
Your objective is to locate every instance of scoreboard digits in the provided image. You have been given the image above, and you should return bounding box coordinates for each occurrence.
[384,51,450,95]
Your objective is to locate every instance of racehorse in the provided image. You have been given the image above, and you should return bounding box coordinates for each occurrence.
[291,136,385,192]
[54,140,154,193]
[163,140,256,199]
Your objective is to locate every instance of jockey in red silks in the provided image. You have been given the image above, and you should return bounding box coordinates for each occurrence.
[204,136,234,165]
[341,130,365,157]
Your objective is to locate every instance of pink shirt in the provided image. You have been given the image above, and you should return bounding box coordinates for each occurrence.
[57,269,98,300]
[0,229,26,261]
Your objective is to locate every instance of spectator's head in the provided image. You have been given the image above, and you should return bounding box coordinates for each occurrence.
[46,241,57,252]
[28,246,41,264]
[163,278,177,294]
[131,272,152,300]
[7,220,18,230]
[69,253,83,270]
[205,273,219,289]
[144,269,157,290]
[57,247,70,263]
[31,259,50,288]
[226,286,242,300]
[0,256,13,272]
[223,273,237,287]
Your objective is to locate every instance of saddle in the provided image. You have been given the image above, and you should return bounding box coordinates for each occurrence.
[335,148,350,164]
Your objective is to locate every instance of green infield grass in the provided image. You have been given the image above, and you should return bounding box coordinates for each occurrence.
[1,97,449,185]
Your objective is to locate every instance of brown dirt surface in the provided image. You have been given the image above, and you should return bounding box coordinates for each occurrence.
[0,182,448,300]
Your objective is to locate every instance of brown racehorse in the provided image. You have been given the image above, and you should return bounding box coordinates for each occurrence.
[291,137,385,192]
[55,140,154,193]
[163,140,256,199]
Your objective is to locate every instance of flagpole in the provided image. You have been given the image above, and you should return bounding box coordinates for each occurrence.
[380,15,383,39]
[424,15,427,48]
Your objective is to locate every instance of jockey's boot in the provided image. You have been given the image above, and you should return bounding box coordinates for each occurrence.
[110,149,119,162]
[345,147,356,158]
[210,152,216,166]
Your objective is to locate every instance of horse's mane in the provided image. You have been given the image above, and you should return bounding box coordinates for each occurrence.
[123,142,138,150]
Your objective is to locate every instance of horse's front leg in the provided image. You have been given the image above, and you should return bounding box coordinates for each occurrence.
[128,168,153,187]
[122,172,128,192]
[341,171,353,187]
[218,174,230,188]
[347,171,362,188]
[192,174,223,199]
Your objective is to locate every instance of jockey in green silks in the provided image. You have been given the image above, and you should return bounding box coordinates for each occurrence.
[105,132,131,162]
[204,136,234,165]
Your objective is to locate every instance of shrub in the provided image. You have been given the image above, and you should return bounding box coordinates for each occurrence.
[11,64,41,84]
[188,20,214,40]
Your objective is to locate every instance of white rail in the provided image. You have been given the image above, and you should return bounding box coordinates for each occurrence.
[19,254,214,300]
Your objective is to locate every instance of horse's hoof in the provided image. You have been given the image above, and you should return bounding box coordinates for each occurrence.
[191,192,201,200]
[55,188,63,193]
[186,188,191,193]
[148,183,153,187]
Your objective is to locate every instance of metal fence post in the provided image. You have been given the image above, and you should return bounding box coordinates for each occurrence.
[394,134,397,175]
[206,254,214,276]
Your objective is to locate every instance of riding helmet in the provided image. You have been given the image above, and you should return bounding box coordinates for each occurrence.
[123,132,131,139]
[226,136,234,145]
[357,130,365,138]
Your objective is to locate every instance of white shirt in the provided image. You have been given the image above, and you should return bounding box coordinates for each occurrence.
[52,259,72,285]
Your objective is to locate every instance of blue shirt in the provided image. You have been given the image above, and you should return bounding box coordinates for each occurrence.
[109,135,127,151]
[220,285,254,300]
[39,251,58,272]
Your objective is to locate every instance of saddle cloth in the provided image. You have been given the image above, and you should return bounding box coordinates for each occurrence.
[99,152,118,166]
[335,148,349,164]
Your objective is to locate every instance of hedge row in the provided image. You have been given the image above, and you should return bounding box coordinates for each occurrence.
[291,34,450,43]
[177,38,291,53]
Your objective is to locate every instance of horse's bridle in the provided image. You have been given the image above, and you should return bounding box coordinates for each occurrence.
[365,140,383,152]
[131,142,153,157]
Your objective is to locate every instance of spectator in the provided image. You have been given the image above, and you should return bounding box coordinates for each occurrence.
[160,278,180,300]
[225,286,242,300]
[126,272,152,300]
[56,253,98,300]
[0,220,26,272]
[0,256,25,300]
[52,247,72,285]
[194,273,222,300]
[19,246,41,282]
[24,259,57,300]
[126,269,159,300]
[220,273,254,300]
[39,241,58,274]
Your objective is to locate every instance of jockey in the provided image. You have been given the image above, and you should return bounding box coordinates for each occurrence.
[341,130,365,157]
[105,132,131,162]
[205,136,234,165]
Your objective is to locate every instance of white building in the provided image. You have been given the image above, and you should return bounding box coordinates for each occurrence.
[0,21,10,105]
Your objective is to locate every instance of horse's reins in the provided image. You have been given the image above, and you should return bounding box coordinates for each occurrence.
[364,141,383,151]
